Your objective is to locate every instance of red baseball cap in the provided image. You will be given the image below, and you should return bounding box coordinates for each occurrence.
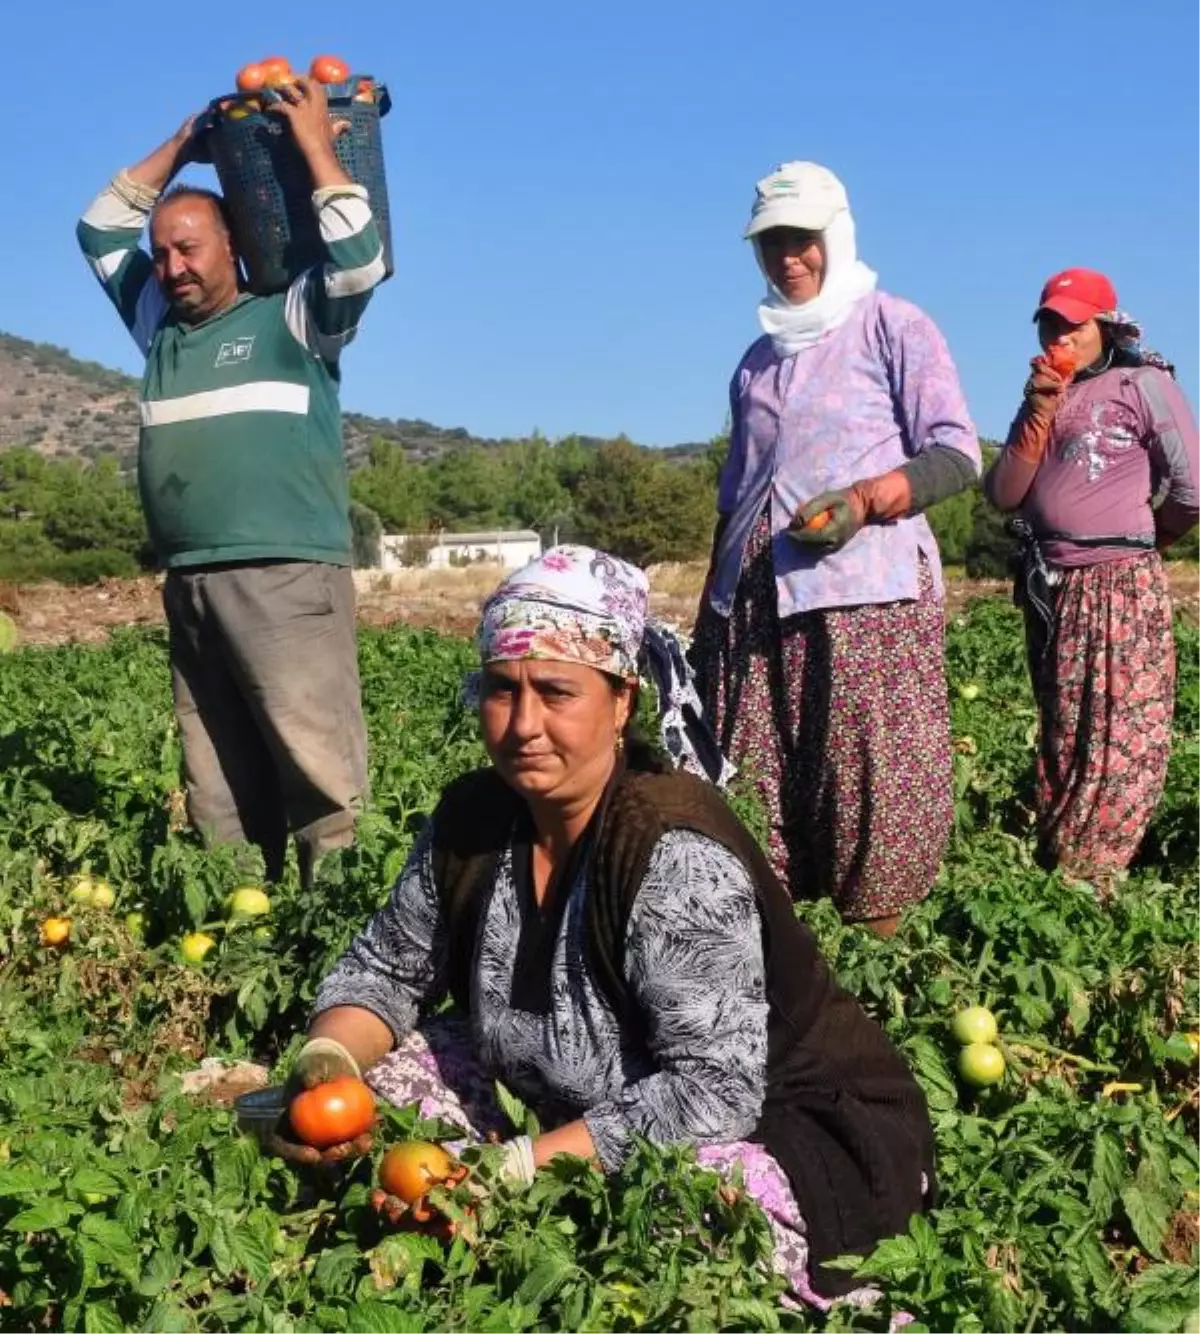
[1033,268,1118,325]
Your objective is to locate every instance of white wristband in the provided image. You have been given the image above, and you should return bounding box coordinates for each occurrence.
[500,1134,537,1185]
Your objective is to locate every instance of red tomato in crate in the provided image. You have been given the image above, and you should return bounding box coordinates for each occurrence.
[310,54,351,84]
[236,63,266,92]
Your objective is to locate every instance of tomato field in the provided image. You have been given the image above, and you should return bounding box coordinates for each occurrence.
[1,597,1196,1333]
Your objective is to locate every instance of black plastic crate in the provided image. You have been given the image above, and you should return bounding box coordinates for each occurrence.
[201,78,393,295]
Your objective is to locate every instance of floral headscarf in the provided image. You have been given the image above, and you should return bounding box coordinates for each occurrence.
[478,545,646,679]
[1097,311,1175,376]
[470,545,734,787]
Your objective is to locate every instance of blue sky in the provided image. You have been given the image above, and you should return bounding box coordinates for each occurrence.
[9,0,1198,447]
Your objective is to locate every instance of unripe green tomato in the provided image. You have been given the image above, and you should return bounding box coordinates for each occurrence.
[951,1005,999,1046]
[958,1042,1006,1088]
[70,875,96,906]
[226,886,271,919]
[89,879,116,910]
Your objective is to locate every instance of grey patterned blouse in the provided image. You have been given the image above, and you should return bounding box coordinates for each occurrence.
[314,825,769,1170]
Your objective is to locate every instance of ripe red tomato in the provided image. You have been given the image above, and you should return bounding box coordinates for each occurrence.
[288,1076,375,1149]
[259,55,292,78]
[310,55,351,84]
[236,63,267,93]
[1045,344,1078,379]
[378,1140,454,1203]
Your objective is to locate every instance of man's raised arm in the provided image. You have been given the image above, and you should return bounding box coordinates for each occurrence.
[76,118,197,353]
[271,78,387,363]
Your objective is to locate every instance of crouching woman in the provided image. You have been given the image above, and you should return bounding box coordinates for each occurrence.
[283,546,935,1303]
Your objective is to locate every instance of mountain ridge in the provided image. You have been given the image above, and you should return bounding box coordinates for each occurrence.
[0,330,708,472]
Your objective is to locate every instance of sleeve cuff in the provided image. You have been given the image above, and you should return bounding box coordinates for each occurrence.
[312,183,370,209]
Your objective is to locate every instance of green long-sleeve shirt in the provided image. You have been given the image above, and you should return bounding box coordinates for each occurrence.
[77,182,385,567]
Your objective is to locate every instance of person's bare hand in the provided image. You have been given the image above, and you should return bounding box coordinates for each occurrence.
[265,75,350,148]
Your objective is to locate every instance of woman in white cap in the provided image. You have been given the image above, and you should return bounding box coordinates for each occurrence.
[273,546,935,1306]
[692,161,980,936]
[985,268,1198,887]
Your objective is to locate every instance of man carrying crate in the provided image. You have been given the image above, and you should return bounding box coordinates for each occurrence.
[76,77,385,888]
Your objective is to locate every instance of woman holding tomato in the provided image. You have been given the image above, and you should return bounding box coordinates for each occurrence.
[275,546,935,1306]
[984,269,1198,886]
[691,161,981,937]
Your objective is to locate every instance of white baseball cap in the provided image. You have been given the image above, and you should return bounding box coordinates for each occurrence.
[743,161,849,239]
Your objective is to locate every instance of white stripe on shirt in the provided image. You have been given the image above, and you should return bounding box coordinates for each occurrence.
[82,187,149,233]
[324,250,388,298]
[90,249,130,281]
[284,273,316,351]
[140,381,310,427]
[316,190,374,244]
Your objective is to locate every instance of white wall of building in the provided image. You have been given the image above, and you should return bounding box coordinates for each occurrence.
[379,531,542,572]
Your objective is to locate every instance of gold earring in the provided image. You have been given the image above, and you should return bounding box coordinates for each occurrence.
[614,733,625,756]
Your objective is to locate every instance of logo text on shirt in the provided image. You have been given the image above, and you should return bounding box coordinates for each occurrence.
[215,337,256,368]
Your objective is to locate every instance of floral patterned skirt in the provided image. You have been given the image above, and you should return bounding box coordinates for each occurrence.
[691,513,953,922]
[366,1016,880,1313]
[1032,552,1176,881]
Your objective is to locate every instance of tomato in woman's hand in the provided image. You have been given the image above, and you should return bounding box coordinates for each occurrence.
[236,63,266,93]
[378,1140,454,1203]
[804,509,833,531]
[1044,344,1078,379]
[288,1076,375,1149]
[310,55,351,84]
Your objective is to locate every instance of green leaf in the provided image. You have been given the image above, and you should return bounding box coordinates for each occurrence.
[1162,1032,1196,1065]
[1090,1130,1128,1218]
[344,1298,427,1332]
[0,1165,54,1196]
[136,1247,179,1298]
[84,1300,126,1333]
[6,1197,77,1231]
[905,1036,958,1113]
[80,1214,140,1277]
[1121,1175,1172,1258]
[493,1079,541,1137]
[515,1251,576,1306]
[231,1219,274,1285]
[70,1167,122,1198]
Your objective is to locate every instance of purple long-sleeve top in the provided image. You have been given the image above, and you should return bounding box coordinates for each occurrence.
[710,290,980,618]
[985,363,1199,567]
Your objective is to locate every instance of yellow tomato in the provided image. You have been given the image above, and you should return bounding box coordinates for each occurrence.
[41,917,72,947]
[180,932,216,965]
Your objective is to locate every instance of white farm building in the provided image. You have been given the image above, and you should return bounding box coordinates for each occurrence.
[379,529,543,572]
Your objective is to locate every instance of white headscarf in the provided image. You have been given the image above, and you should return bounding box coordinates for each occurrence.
[745,161,878,357]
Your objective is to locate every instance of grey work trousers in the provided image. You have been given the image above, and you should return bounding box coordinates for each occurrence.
[163,560,368,885]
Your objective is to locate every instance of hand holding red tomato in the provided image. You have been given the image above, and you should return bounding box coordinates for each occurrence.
[266,1039,379,1166]
[1024,355,1072,423]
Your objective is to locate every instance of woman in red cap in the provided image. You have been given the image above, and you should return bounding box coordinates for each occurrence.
[985,268,1198,888]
